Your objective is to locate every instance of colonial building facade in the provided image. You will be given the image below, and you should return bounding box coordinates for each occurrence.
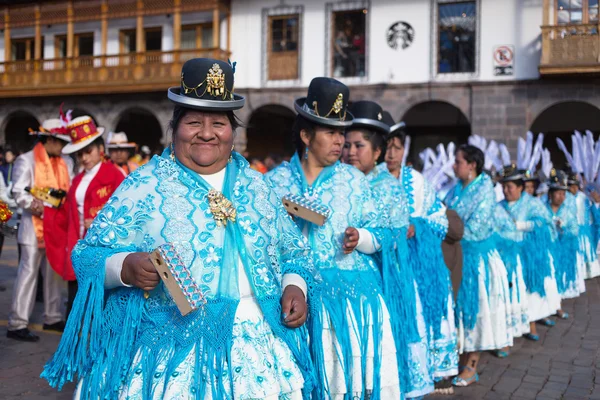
[1,0,599,164]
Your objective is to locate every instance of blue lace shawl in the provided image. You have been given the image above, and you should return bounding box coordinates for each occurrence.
[445,174,497,330]
[500,194,554,296]
[546,192,579,294]
[42,151,321,399]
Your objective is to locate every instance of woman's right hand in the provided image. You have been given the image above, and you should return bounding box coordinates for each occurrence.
[121,252,160,291]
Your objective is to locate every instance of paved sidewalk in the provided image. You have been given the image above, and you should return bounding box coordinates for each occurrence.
[1,236,599,399]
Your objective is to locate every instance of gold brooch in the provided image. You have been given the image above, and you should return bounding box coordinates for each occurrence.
[206,63,225,97]
[207,189,236,227]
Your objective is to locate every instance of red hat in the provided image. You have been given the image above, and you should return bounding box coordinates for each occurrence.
[62,116,105,155]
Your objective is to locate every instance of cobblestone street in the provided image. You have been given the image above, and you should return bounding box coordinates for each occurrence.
[0,236,599,399]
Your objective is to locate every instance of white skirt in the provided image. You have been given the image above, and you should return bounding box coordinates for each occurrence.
[506,257,530,338]
[458,250,513,353]
[322,295,401,400]
[581,235,600,279]
[430,292,459,378]
[527,253,562,322]
[560,252,586,299]
[75,297,305,400]
[404,285,434,398]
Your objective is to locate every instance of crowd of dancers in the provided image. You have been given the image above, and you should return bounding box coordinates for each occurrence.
[15,58,597,399]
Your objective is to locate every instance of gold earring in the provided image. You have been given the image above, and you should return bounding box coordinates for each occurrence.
[170,142,175,161]
[229,144,234,163]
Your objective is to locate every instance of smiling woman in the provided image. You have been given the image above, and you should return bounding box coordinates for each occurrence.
[42,58,320,400]
[172,109,238,175]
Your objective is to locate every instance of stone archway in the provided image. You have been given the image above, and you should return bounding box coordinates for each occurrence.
[530,101,600,169]
[114,108,164,154]
[245,104,296,162]
[401,101,471,169]
[2,111,40,154]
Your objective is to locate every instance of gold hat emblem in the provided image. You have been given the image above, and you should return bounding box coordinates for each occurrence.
[83,124,91,134]
[206,63,225,97]
[332,93,344,115]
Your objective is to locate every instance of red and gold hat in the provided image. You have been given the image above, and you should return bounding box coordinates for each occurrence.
[29,105,73,143]
[62,116,105,155]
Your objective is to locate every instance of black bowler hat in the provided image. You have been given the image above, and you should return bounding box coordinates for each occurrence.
[168,58,245,111]
[567,170,580,186]
[348,101,390,135]
[294,77,353,127]
[381,110,406,134]
[500,164,524,183]
[522,169,539,182]
[549,169,569,190]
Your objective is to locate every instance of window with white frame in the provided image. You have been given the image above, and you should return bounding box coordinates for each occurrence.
[432,0,479,79]
[326,1,369,81]
[262,5,303,84]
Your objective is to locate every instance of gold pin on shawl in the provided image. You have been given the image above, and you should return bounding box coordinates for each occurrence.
[207,189,237,227]
[311,93,347,121]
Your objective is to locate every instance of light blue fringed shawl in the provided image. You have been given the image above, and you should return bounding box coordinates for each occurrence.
[399,166,451,340]
[576,192,598,263]
[546,193,579,295]
[365,168,420,393]
[501,194,554,297]
[42,150,321,400]
[266,154,389,400]
[494,204,520,292]
[445,174,497,331]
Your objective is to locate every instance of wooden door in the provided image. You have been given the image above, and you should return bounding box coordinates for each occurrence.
[267,14,299,81]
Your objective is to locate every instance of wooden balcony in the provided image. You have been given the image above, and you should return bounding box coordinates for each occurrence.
[0,48,230,97]
[540,23,600,76]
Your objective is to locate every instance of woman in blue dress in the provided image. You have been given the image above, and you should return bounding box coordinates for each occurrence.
[567,173,600,280]
[341,100,432,398]
[444,145,512,387]
[266,79,401,399]
[498,165,561,343]
[382,114,458,389]
[42,58,320,400]
[545,170,584,303]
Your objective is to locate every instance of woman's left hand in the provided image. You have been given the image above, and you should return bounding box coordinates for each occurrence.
[343,227,359,254]
[84,218,94,230]
[407,224,416,239]
[281,285,307,328]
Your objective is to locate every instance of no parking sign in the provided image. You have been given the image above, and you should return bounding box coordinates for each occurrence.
[493,45,514,76]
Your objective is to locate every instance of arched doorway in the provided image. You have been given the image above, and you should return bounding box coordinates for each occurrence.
[401,101,471,169]
[530,101,600,169]
[114,108,163,153]
[246,105,296,162]
[2,111,40,154]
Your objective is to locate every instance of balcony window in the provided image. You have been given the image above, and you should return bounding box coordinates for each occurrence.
[77,34,94,57]
[437,1,477,74]
[181,24,213,50]
[121,30,136,53]
[145,28,162,52]
[12,38,34,61]
[557,0,598,24]
[590,0,599,21]
[267,14,300,81]
[331,9,367,78]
